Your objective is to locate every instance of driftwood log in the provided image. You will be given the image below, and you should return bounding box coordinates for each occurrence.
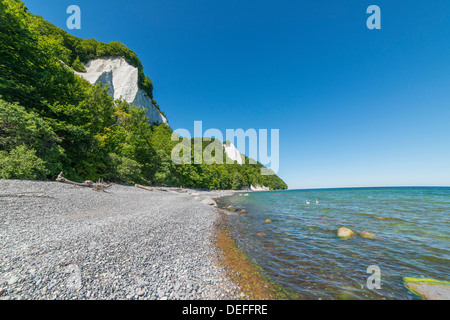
[154,187,186,193]
[135,184,153,192]
[56,172,112,192]
[134,184,188,193]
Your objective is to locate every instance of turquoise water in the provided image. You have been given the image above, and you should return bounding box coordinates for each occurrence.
[219,187,450,300]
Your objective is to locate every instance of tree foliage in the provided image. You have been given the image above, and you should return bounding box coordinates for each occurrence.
[0,145,48,180]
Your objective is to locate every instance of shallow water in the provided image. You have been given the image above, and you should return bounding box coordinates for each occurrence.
[219,187,450,300]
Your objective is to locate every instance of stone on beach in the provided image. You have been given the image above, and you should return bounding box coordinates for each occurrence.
[136,290,145,297]
[337,227,356,239]
[0,180,240,300]
[404,277,450,300]
[7,276,19,285]
[200,198,217,206]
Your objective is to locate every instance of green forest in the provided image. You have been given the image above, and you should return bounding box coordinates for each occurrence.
[0,0,287,190]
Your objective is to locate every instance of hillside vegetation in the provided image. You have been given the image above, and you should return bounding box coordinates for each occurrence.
[0,0,287,190]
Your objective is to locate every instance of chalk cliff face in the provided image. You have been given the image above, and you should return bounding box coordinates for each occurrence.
[223,144,270,190]
[250,185,270,191]
[75,57,168,125]
[224,142,243,165]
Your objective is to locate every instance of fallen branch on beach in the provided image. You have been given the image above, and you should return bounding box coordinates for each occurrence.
[56,172,112,192]
[135,184,153,192]
[152,186,188,193]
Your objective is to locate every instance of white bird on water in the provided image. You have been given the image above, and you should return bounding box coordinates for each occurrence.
[306,200,311,205]
[316,199,319,205]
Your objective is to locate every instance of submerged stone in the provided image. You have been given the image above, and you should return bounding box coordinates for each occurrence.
[360,231,378,240]
[256,233,267,237]
[374,216,402,222]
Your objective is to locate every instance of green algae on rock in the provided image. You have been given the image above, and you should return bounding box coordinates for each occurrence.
[360,231,378,240]
[404,277,450,300]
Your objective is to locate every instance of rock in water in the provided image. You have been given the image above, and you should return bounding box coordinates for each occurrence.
[374,216,402,222]
[360,231,378,240]
[264,219,272,224]
[337,227,356,239]
[404,277,450,300]
[256,233,267,237]
[74,57,168,125]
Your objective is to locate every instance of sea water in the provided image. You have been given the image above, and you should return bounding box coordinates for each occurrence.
[219,187,450,300]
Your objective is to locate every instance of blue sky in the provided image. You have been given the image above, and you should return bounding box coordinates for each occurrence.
[23,0,450,189]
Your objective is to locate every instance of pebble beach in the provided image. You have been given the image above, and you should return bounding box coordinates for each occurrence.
[0,180,241,300]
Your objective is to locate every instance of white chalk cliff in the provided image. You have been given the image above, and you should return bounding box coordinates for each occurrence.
[74,57,168,125]
[250,185,270,191]
[224,142,243,165]
[223,144,270,190]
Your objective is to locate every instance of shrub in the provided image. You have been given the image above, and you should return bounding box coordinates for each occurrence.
[0,145,48,180]
[0,99,64,177]
[72,56,86,72]
[109,153,143,184]
[232,172,243,190]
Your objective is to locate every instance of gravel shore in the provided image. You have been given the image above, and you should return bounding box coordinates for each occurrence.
[0,180,241,300]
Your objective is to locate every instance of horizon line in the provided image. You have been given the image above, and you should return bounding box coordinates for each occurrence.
[285,185,450,191]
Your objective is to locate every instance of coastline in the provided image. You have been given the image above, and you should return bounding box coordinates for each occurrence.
[213,205,292,300]
[3,181,447,300]
[0,180,242,300]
